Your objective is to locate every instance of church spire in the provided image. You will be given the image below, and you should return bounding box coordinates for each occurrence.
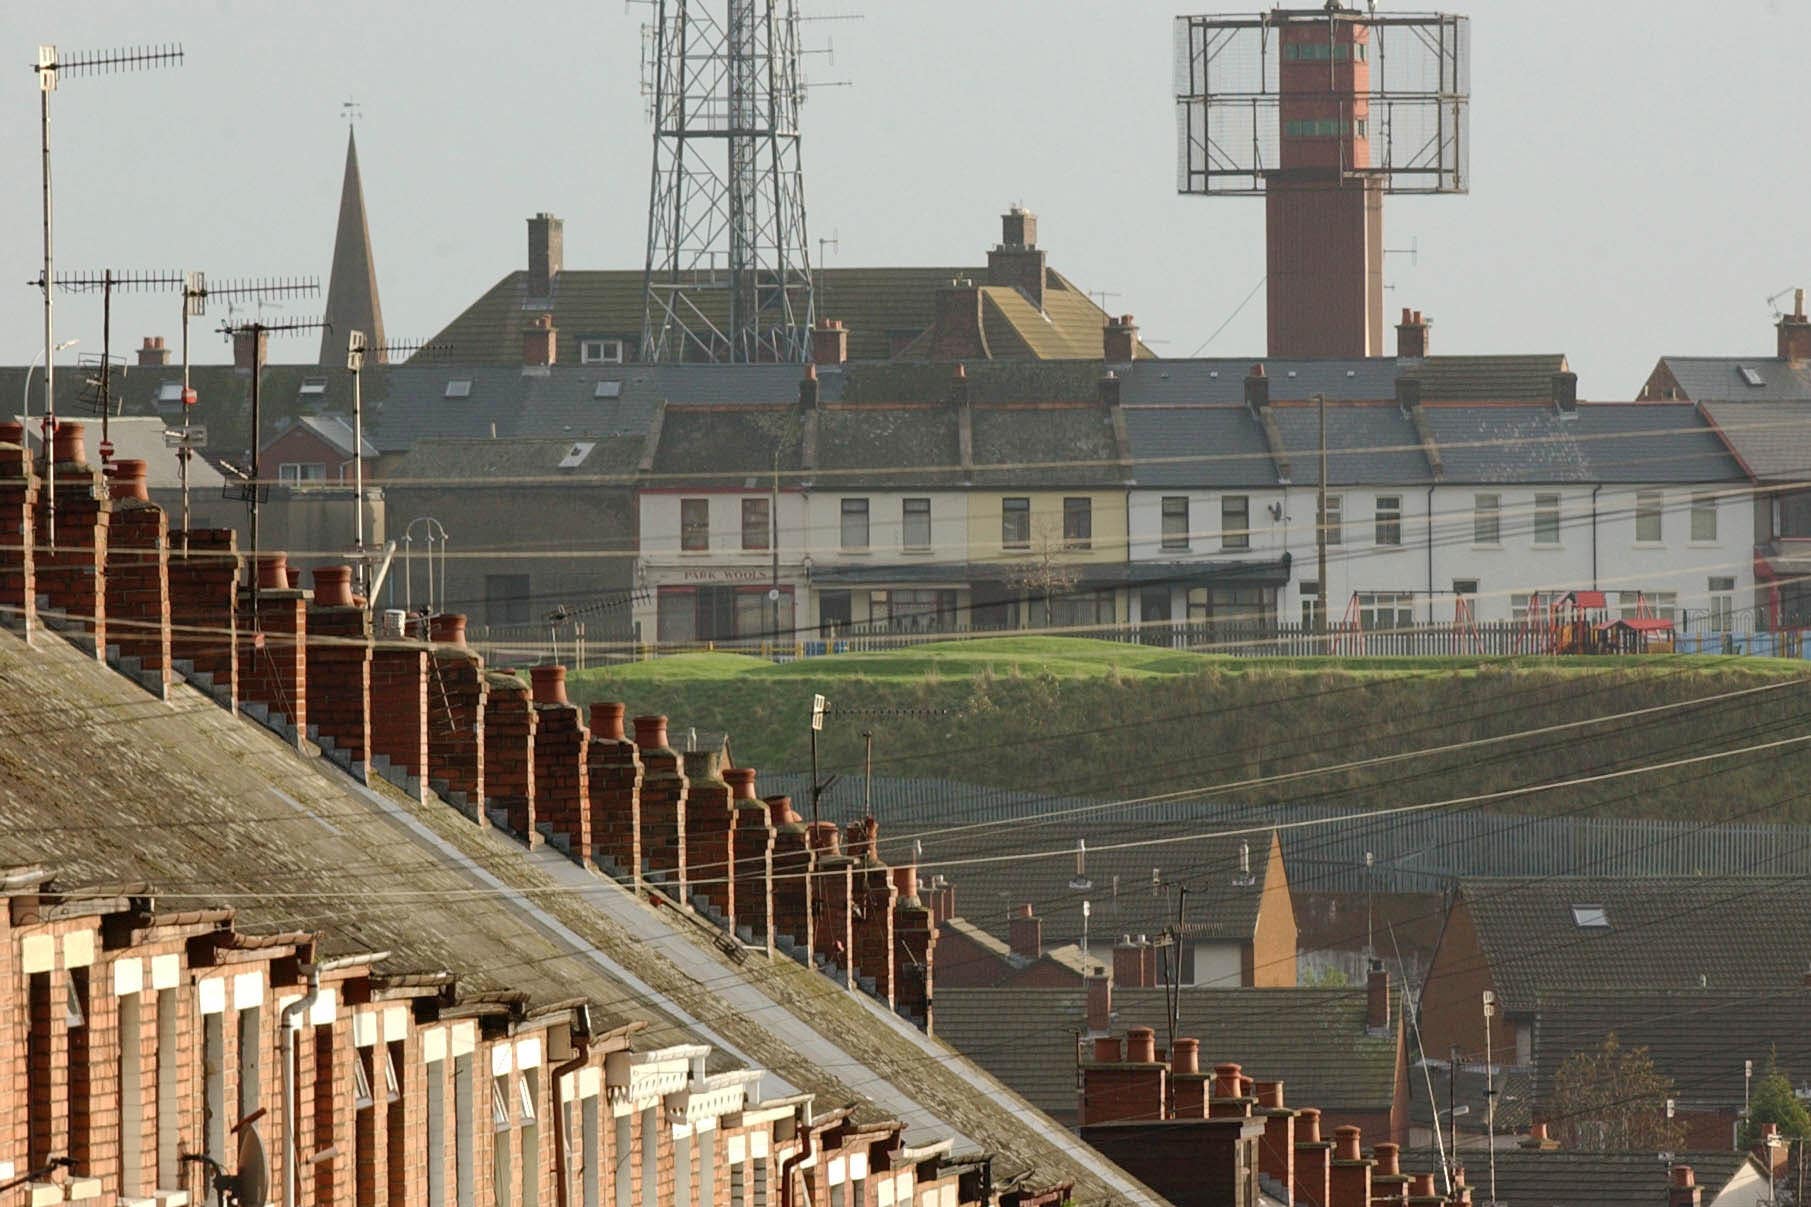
[319,126,386,367]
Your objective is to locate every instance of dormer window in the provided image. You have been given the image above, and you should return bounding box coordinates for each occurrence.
[580,338,626,365]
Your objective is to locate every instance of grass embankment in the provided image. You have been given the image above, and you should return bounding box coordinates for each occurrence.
[566,639,1811,823]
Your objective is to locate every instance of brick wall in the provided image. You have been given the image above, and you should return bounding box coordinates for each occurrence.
[33,441,110,657]
[427,636,488,817]
[634,716,688,897]
[0,435,37,636]
[532,667,591,861]
[683,750,736,925]
[307,601,373,773]
[243,579,309,738]
[770,807,815,957]
[370,641,430,795]
[168,529,241,707]
[726,770,775,949]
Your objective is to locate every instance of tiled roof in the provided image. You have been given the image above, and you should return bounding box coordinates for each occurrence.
[648,407,805,477]
[1700,401,1811,481]
[1119,406,1282,488]
[1652,355,1811,402]
[935,986,1399,1118]
[816,407,965,486]
[1404,355,1571,402]
[1267,402,1432,485]
[1455,877,1811,1015]
[1406,1064,1533,1132]
[839,361,1105,405]
[1395,1149,1761,1207]
[923,827,1274,951]
[1530,988,1811,1111]
[288,414,379,459]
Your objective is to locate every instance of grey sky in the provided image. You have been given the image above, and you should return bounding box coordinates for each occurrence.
[4,0,1807,397]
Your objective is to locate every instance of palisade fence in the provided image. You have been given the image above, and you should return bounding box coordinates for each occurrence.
[471,619,1811,666]
[761,775,1811,894]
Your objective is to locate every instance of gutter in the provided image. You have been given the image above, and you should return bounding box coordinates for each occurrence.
[1425,485,1436,619]
[779,1124,820,1207]
[280,966,322,1207]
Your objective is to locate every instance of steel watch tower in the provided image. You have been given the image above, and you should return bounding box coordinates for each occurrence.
[1175,4,1469,357]
[640,0,815,363]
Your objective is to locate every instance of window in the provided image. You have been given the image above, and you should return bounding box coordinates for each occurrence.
[1002,498,1031,549]
[492,1076,513,1207]
[300,376,328,397]
[581,1096,602,1207]
[121,990,144,1196]
[1533,493,1561,546]
[1636,491,1663,543]
[1473,494,1501,545]
[158,380,186,403]
[1740,365,1765,388]
[1221,495,1251,551]
[580,339,626,365]
[356,1049,377,1207]
[386,1043,406,1207]
[1282,117,1364,138]
[1300,580,1323,629]
[1063,497,1093,550]
[486,575,532,627]
[1511,593,1533,623]
[614,1114,632,1207]
[840,498,870,551]
[445,379,473,399]
[1571,905,1609,928]
[1283,40,1363,61]
[1161,497,1190,551]
[641,1108,658,1207]
[1357,592,1416,632]
[1050,590,1116,629]
[68,969,90,1162]
[1453,579,1479,598]
[1373,495,1402,547]
[428,1057,447,1207]
[594,380,624,400]
[753,1158,768,1207]
[741,498,771,551]
[1616,591,1677,621]
[203,1008,226,1161]
[456,1055,476,1207]
[698,1129,715,1207]
[1691,492,1718,542]
[157,988,178,1188]
[1320,494,1344,546]
[239,1003,261,1123]
[356,1050,376,1110]
[902,498,931,551]
[1710,576,1736,633]
[680,498,710,552]
[676,1131,693,1207]
[279,462,326,484]
[520,1071,540,1207]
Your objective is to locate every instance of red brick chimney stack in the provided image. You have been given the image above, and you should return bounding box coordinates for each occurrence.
[1085,971,1112,1033]
[1328,1125,1373,1207]
[1669,1164,1702,1207]
[137,336,170,367]
[524,313,558,367]
[811,319,849,366]
[1519,1121,1560,1151]
[1008,903,1043,960]
[1103,314,1139,364]
[1396,308,1430,359]
[1779,288,1811,363]
[1366,960,1391,1034]
[528,212,564,298]
[1245,362,1270,413]
[233,327,268,371]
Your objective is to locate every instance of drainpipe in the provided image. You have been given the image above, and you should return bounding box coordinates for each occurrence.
[1424,485,1436,621]
[780,1125,819,1207]
[551,1021,592,1207]
[1591,485,1603,589]
[280,966,322,1207]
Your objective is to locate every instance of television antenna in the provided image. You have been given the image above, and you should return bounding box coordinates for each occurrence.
[346,335,445,595]
[182,1123,270,1207]
[30,41,184,547]
[219,315,329,621]
[1767,286,1803,322]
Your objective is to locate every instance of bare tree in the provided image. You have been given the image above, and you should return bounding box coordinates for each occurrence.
[1547,1033,1686,1151]
[1005,518,1081,630]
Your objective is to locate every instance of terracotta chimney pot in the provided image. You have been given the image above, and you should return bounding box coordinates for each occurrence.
[723,766,758,799]
[1407,1173,1436,1197]
[109,458,150,502]
[1334,1125,1362,1162]
[765,795,801,826]
[530,664,568,706]
[891,865,918,901]
[1093,1036,1122,1063]
[1126,1027,1157,1064]
[313,564,355,608]
[1172,1038,1200,1076]
[1213,1062,1244,1099]
[1298,1107,1323,1143]
[587,701,625,739]
[429,613,468,647]
[258,553,291,591]
[1374,1143,1400,1176]
[632,714,669,751]
[52,421,86,466]
[1255,1080,1286,1109]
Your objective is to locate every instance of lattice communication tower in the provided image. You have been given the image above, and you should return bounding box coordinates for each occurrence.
[640,0,815,364]
[1174,5,1470,357]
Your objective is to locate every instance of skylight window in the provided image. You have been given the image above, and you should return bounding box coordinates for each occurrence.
[299,377,328,397]
[558,441,596,469]
[157,381,185,403]
[444,379,473,399]
[594,380,623,399]
[1571,904,1609,928]
[1739,366,1765,387]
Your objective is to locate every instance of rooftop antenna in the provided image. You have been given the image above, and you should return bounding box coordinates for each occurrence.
[31,40,184,547]
[340,98,362,124]
[219,314,329,622]
[639,0,816,363]
[37,270,185,466]
[1767,286,1803,322]
[1068,838,1092,891]
[346,336,446,596]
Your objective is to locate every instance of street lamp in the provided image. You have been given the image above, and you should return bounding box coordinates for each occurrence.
[21,337,78,423]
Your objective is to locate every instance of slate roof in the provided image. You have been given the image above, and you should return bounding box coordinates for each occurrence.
[1530,988,1811,1111]
[384,435,645,485]
[1650,356,1811,403]
[816,406,964,486]
[1268,403,1432,485]
[9,415,225,491]
[1119,406,1282,487]
[1116,355,1568,406]
[968,404,1125,487]
[1406,1063,1534,1132]
[1395,1149,1762,1207]
[935,986,1399,1118]
[1700,401,1811,481]
[274,414,379,459]
[838,361,1105,405]
[648,407,805,477]
[1453,877,1811,1015]
[1420,403,1742,484]
[920,827,1277,951]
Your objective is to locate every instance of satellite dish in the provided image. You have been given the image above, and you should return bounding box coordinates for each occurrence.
[219,1126,269,1207]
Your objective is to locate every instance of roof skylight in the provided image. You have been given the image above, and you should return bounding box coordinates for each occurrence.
[1571,904,1609,928]
[1739,366,1765,387]
[595,380,623,399]
[445,379,472,399]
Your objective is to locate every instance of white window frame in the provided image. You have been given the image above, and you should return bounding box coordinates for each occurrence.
[1691,492,1718,543]
[901,498,932,553]
[1160,497,1190,552]
[580,339,626,365]
[1473,494,1502,546]
[280,462,327,484]
[1373,495,1402,547]
[1635,491,1664,544]
[1533,493,1562,546]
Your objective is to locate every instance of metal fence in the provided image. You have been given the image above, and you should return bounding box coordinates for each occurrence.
[763,775,1811,893]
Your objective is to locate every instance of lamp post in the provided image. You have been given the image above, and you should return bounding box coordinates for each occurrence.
[21,338,78,423]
